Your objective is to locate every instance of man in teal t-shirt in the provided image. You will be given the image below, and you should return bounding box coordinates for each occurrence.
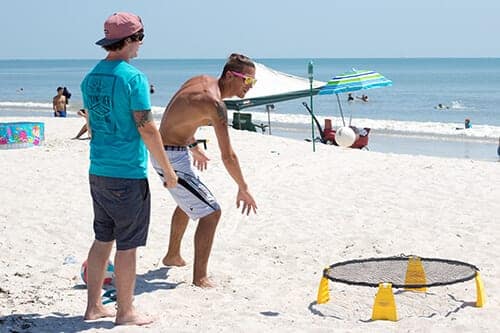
[82,60,151,179]
[80,12,177,326]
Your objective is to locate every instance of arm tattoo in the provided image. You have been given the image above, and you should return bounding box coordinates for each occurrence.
[133,110,153,128]
[215,101,228,126]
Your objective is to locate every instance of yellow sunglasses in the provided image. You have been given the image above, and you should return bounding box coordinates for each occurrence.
[230,70,257,86]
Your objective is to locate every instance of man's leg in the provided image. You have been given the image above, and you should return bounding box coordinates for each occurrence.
[114,248,152,326]
[193,209,221,288]
[84,240,115,320]
[162,206,189,266]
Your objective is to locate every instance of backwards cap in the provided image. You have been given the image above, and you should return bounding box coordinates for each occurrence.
[95,12,143,46]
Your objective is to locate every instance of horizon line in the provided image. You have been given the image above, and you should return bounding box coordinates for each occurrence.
[0,56,499,61]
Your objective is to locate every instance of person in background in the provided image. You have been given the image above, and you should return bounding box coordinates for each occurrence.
[73,109,91,139]
[497,137,500,160]
[81,12,177,326]
[347,93,354,102]
[63,87,72,105]
[356,94,368,102]
[456,118,472,130]
[149,84,155,94]
[465,118,472,129]
[52,87,67,117]
[151,53,258,288]
[436,103,449,110]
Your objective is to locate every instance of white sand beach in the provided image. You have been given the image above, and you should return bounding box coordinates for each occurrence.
[1,116,499,332]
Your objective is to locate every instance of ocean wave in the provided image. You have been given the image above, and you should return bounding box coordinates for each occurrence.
[433,100,477,112]
[151,105,165,114]
[2,102,499,141]
[450,100,469,110]
[0,101,53,109]
[243,111,500,141]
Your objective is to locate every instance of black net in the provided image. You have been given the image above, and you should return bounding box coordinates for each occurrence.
[324,255,479,289]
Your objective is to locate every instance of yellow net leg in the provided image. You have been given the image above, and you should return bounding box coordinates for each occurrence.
[404,256,427,292]
[371,283,398,321]
[475,271,486,307]
[317,269,330,304]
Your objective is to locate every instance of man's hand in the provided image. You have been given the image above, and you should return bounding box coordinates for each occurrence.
[163,170,178,188]
[191,148,210,171]
[236,189,257,216]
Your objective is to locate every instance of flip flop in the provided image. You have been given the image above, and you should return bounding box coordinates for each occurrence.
[102,288,117,305]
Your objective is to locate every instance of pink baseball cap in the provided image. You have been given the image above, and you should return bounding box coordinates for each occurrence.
[95,12,143,46]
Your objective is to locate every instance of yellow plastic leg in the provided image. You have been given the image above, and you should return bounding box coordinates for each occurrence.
[404,256,427,292]
[371,283,398,321]
[475,271,486,307]
[317,275,330,304]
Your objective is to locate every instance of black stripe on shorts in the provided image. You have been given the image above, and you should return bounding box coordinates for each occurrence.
[157,170,218,211]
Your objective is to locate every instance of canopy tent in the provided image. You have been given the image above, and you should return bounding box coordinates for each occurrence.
[224,62,326,111]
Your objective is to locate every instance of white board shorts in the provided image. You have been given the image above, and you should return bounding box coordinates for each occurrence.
[151,146,220,220]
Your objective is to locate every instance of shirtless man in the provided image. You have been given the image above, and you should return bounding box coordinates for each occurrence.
[151,53,258,288]
[52,87,67,117]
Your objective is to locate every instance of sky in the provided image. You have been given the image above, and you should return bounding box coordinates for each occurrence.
[1,0,499,59]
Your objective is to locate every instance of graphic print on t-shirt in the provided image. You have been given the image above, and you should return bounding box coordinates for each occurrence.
[86,74,116,134]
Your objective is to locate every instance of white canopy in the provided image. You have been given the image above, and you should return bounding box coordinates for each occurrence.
[224,62,326,110]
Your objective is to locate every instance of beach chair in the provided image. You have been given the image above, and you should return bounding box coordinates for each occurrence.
[232,112,267,133]
[350,127,370,149]
[322,118,371,149]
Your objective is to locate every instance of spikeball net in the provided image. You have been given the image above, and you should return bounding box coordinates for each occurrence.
[316,255,486,321]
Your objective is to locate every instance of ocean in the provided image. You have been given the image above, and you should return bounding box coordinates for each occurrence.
[1,58,499,161]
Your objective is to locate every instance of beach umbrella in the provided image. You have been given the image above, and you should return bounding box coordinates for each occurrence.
[319,69,392,95]
[319,69,392,126]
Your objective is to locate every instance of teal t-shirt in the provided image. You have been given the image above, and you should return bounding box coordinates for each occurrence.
[81,60,151,179]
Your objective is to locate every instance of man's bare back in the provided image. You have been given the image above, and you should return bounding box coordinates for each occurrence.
[159,75,224,146]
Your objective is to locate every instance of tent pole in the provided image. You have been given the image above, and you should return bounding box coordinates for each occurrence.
[265,104,274,135]
[336,94,346,127]
[267,109,272,135]
[308,61,316,152]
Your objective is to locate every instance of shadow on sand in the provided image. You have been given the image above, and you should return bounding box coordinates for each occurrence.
[0,313,114,333]
[0,267,183,332]
[135,266,184,296]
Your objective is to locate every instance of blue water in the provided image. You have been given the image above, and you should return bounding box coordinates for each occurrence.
[1,58,499,160]
[1,58,499,125]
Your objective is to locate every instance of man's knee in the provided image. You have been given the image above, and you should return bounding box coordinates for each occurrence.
[116,247,137,254]
[202,209,221,223]
[173,206,189,220]
[211,209,221,221]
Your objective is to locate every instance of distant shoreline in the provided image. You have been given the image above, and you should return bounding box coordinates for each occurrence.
[1,57,500,61]
[257,125,499,162]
